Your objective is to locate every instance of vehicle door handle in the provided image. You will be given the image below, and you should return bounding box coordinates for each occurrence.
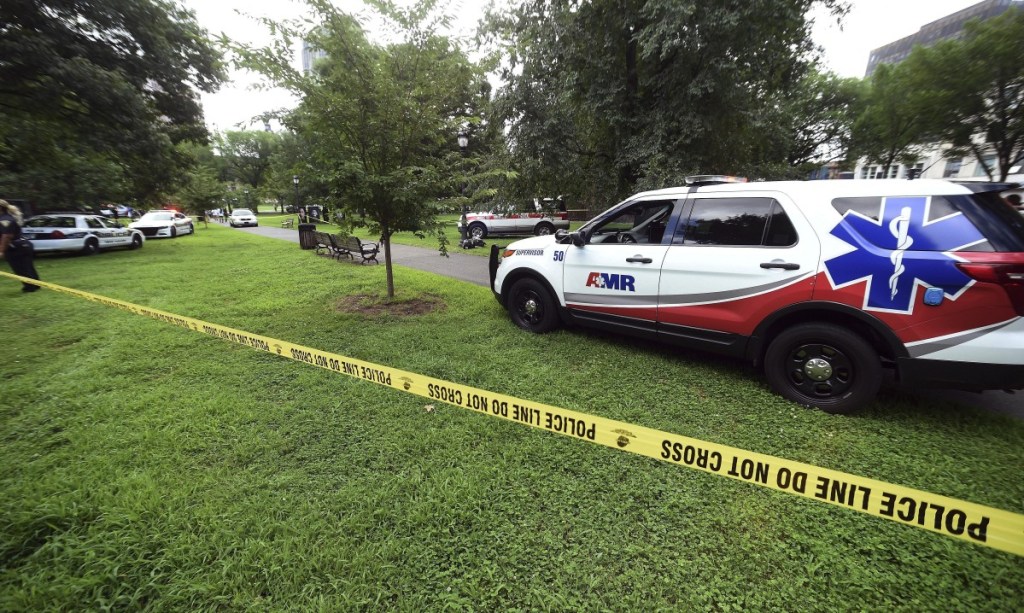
[626,256,653,264]
[760,262,800,270]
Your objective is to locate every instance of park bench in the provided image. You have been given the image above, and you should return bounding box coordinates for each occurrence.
[313,231,332,256]
[326,233,352,260]
[343,235,379,264]
[281,218,294,228]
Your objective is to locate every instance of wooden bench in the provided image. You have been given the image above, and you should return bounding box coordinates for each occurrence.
[281,218,294,228]
[342,235,379,264]
[324,233,350,260]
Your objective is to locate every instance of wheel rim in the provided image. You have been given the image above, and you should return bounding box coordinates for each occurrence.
[537,225,552,235]
[784,342,854,399]
[514,288,545,327]
[470,226,484,239]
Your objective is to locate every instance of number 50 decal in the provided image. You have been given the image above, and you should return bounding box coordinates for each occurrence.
[553,250,565,262]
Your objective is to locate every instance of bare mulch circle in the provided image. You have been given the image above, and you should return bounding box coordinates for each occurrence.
[334,294,446,317]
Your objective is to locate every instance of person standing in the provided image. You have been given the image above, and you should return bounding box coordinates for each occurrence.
[0,199,41,292]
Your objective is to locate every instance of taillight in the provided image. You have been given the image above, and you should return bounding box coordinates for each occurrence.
[956,257,1024,316]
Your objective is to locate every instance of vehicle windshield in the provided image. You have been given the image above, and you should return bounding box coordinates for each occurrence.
[232,209,253,216]
[26,216,77,228]
[139,213,173,221]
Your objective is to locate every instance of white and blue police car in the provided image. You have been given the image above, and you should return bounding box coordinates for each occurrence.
[489,176,1024,414]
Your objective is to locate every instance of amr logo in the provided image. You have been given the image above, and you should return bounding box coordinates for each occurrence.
[585,272,636,292]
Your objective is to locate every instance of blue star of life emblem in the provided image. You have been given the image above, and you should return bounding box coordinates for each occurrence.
[823,196,985,313]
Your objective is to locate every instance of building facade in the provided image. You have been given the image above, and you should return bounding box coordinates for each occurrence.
[851,0,1024,184]
[865,0,1022,77]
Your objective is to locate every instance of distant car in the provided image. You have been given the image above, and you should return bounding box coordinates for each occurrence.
[228,208,258,227]
[99,204,137,219]
[22,213,145,254]
[459,204,570,239]
[129,210,194,238]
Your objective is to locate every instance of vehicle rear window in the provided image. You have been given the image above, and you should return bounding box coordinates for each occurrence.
[831,194,1024,251]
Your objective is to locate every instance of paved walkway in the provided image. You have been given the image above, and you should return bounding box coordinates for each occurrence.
[229,223,492,287]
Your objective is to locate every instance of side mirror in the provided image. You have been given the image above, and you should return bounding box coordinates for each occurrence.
[554,229,570,243]
[570,229,588,247]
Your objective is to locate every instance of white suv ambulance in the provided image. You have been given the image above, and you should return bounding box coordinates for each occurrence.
[488,177,1024,414]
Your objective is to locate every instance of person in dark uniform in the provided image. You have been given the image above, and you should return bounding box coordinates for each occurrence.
[0,199,41,292]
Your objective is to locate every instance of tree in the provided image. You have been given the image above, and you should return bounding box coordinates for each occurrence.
[231,0,490,298]
[481,0,846,207]
[848,63,930,176]
[0,0,225,205]
[216,130,279,197]
[901,9,1024,181]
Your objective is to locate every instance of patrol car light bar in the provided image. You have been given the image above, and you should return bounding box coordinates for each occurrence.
[685,175,749,186]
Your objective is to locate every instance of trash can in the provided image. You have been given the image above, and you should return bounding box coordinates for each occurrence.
[298,223,318,250]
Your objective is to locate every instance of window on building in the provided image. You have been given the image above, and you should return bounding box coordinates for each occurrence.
[974,154,997,177]
[943,158,962,178]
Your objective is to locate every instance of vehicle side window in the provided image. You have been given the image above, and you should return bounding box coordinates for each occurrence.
[86,218,104,229]
[831,195,1002,252]
[677,197,794,246]
[587,200,676,244]
[765,201,798,246]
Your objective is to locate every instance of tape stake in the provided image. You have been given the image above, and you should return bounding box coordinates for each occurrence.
[3,271,1023,557]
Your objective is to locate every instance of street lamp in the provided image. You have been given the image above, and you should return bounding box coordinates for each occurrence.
[457,132,470,246]
[227,184,235,217]
[243,189,250,212]
[293,175,300,220]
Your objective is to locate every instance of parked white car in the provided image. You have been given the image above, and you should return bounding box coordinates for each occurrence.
[22,213,145,254]
[459,202,570,239]
[228,208,258,227]
[129,210,194,238]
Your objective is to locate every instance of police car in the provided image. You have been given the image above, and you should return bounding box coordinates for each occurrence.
[22,213,145,254]
[489,176,1024,414]
[128,210,194,238]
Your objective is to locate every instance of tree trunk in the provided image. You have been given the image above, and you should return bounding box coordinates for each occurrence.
[383,234,395,299]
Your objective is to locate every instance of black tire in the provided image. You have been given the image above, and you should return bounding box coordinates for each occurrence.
[764,323,881,414]
[82,237,100,255]
[507,278,560,333]
[468,222,488,239]
[129,234,143,250]
[187,223,194,234]
[170,226,177,238]
[534,222,555,236]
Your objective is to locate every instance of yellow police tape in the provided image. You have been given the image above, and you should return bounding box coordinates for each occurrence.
[4,270,1024,557]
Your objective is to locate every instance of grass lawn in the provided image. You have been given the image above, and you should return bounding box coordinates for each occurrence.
[1,224,1022,610]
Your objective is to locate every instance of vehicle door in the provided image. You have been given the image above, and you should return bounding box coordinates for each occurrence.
[97,216,132,246]
[658,192,820,345]
[173,213,189,232]
[561,199,678,333]
[84,216,117,248]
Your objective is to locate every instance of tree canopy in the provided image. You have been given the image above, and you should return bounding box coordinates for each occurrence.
[0,0,225,206]
[902,8,1024,181]
[481,0,847,207]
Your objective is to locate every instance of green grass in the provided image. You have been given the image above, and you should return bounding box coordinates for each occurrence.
[1,225,1022,610]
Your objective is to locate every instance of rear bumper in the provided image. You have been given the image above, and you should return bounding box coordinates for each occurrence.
[898,357,1024,391]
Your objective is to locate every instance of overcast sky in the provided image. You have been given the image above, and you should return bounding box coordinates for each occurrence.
[180,0,986,132]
